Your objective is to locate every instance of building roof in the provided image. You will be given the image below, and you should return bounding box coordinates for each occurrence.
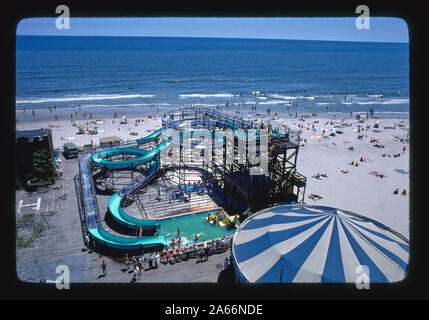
[16,128,50,142]
[99,136,123,144]
[232,205,409,283]
[63,142,77,149]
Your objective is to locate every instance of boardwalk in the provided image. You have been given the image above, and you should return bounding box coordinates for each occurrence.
[16,155,234,284]
[84,248,233,283]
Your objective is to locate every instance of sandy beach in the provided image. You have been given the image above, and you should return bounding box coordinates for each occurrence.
[290,115,409,238]
[16,108,410,238]
[16,108,164,149]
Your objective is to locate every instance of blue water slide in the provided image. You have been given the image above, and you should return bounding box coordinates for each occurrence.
[136,127,164,144]
[79,151,166,250]
[88,226,166,250]
[223,120,239,130]
[107,141,171,230]
[91,140,170,169]
[271,129,280,138]
[108,192,160,230]
[91,147,149,169]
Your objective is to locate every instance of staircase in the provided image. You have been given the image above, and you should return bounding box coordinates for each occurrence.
[138,185,224,219]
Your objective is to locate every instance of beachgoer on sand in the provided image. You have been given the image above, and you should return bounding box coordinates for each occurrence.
[349,161,359,167]
[313,173,321,180]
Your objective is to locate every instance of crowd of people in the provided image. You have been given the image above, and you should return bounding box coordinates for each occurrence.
[169,235,232,262]
[122,252,161,280]
[168,179,223,203]
[112,235,233,281]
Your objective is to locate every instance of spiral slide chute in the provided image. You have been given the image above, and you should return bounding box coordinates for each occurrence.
[88,225,165,250]
[91,139,170,169]
[106,141,171,230]
[136,127,164,145]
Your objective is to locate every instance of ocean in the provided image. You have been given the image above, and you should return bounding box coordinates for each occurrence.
[16,35,409,118]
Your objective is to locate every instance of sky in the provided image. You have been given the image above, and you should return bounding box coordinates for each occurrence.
[16,17,409,43]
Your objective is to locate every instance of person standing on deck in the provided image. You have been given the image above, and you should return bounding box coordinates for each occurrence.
[148,254,154,269]
[204,244,209,261]
[155,252,160,268]
[84,233,90,248]
[134,265,140,280]
[101,261,107,276]
[124,253,130,270]
[224,257,229,270]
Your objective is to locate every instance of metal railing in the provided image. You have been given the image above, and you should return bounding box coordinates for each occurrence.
[163,106,256,129]
[74,173,88,246]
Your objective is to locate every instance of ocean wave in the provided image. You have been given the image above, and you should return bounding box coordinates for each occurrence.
[270,94,297,100]
[257,100,292,105]
[16,93,155,104]
[167,79,191,82]
[270,94,315,100]
[168,78,229,83]
[344,99,409,105]
[354,101,380,105]
[314,95,334,98]
[382,99,409,104]
[81,102,171,108]
[179,93,235,99]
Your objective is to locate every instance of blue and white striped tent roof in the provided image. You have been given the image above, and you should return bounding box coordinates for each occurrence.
[231,205,409,283]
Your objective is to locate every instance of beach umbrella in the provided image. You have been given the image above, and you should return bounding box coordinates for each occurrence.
[231,205,408,283]
[394,169,409,175]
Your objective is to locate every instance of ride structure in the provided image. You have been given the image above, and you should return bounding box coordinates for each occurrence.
[75,107,307,253]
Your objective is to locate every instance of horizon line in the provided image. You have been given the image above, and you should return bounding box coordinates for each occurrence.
[16,34,409,45]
